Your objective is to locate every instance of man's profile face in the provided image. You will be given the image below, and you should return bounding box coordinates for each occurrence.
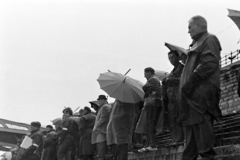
[168,53,179,66]
[63,111,70,116]
[144,71,151,80]
[83,109,88,115]
[188,20,201,39]
[30,126,38,132]
[46,127,51,132]
[98,99,105,106]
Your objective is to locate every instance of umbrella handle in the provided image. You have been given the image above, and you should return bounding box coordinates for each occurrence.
[124,69,131,75]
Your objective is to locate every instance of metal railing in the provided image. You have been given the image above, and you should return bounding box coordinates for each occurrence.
[220,49,240,68]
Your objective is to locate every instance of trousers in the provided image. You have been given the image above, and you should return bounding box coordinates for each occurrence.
[181,114,216,160]
[145,99,160,147]
[96,142,107,160]
[57,137,73,160]
[111,144,128,160]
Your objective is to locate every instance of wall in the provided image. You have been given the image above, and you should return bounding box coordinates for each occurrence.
[219,61,240,115]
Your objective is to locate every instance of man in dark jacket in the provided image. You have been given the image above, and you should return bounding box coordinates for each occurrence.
[20,121,44,160]
[179,15,222,160]
[42,125,58,160]
[79,107,96,160]
[57,107,79,160]
[138,67,162,152]
[163,51,185,144]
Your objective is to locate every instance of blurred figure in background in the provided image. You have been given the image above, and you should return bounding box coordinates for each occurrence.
[57,108,79,160]
[92,95,111,160]
[79,107,96,160]
[42,125,58,160]
[107,100,135,160]
[19,121,44,160]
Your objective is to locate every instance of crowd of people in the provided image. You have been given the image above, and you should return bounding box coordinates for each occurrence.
[2,15,240,160]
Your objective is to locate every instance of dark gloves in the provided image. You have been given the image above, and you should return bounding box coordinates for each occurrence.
[182,73,201,97]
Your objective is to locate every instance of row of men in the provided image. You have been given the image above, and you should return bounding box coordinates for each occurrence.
[136,15,239,160]
[10,15,240,160]
[11,95,144,160]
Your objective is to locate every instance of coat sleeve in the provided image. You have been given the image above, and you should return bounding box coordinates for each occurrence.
[193,36,221,81]
[79,117,86,133]
[21,134,42,158]
[182,36,221,95]
[96,106,110,127]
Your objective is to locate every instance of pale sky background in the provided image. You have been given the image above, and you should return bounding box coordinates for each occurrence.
[0,0,240,125]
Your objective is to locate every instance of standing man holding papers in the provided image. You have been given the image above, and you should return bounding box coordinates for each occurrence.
[19,121,44,160]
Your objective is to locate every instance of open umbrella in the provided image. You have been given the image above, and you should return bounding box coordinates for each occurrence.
[228,9,240,31]
[165,42,187,56]
[97,71,144,103]
[155,70,170,81]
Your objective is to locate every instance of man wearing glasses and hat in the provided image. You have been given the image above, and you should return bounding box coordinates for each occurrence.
[19,121,44,160]
[92,95,111,160]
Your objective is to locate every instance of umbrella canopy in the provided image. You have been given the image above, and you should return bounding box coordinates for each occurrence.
[155,70,170,81]
[51,118,63,127]
[97,72,144,103]
[228,9,240,31]
[165,42,187,56]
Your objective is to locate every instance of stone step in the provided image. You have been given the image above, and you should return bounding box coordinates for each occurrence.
[216,131,240,140]
[220,112,240,120]
[214,118,240,130]
[215,124,240,134]
[221,136,240,146]
[128,144,240,160]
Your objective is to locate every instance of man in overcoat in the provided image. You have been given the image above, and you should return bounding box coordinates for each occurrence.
[92,95,111,160]
[79,106,96,160]
[107,100,135,160]
[179,15,222,160]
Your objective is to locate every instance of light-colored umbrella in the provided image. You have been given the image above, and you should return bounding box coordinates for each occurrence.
[97,71,144,103]
[228,9,240,31]
[155,70,170,81]
[165,42,187,56]
[51,118,63,127]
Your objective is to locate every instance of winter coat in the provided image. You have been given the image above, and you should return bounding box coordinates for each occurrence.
[107,100,135,145]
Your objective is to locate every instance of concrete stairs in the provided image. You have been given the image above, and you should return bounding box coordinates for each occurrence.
[128,112,240,160]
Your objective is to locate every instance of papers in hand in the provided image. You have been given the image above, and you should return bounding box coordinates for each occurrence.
[20,136,33,149]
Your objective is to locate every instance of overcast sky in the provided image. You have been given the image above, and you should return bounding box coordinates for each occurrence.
[0,0,239,125]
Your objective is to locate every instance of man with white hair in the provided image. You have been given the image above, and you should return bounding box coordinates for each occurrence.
[179,15,222,160]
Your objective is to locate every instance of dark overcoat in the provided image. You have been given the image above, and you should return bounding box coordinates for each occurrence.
[79,112,96,155]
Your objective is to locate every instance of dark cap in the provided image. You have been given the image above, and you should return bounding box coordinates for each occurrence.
[46,125,53,129]
[97,95,107,100]
[31,121,41,128]
[84,106,91,112]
